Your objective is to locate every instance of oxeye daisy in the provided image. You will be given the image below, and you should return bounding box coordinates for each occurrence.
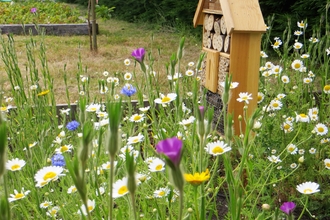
[236,92,253,104]
[296,181,320,194]
[86,103,101,112]
[101,161,118,170]
[293,42,303,50]
[303,77,313,84]
[301,54,310,59]
[297,20,307,28]
[184,169,210,186]
[281,75,290,84]
[185,69,194,76]
[269,99,282,111]
[271,65,282,75]
[290,163,297,169]
[298,149,305,155]
[34,166,65,187]
[124,58,131,66]
[219,81,239,89]
[46,206,60,218]
[153,187,170,198]
[291,59,304,70]
[324,159,330,169]
[314,123,328,136]
[265,61,274,69]
[309,148,316,154]
[205,141,231,156]
[294,30,303,36]
[267,155,281,163]
[136,172,151,184]
[179,116,195,127]
[287,144,298,154]
[296,113,310,123]
[188,61,195,67]
[323,85,330,94]
[8,188,31,202]
[40,201,53,209]
[272,37,282,49]
[6,158,26,171]
[321,138,330,144]
[167,73,182,81]
[67,185,78,194]
[112,177,129,198]
[154,93,177,105]
[78,199,95,216]
[55,144,73,154]
[127,133,144,145]
[130,113,145,123]
[260,51,268,58]
[281,122,294,133]
[124,72,132,80]
[309,37,319,43]
[139,106,150,113]
[257,92,265,103]
[148,158,166,172]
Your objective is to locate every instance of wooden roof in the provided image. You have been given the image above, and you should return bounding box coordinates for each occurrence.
[193,0,266,34]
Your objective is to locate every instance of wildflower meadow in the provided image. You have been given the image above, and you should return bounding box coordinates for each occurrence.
[0,7,330,220]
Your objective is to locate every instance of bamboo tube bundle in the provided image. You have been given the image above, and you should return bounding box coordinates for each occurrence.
[217,56,230,95]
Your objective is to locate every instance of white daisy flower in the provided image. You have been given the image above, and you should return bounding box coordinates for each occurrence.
[86,103,101,112]
[298,149,305,155]
[321,138,330,144]
[103,71,109,77]
[46,206,60,218]
[287,144,298,154]
[8,188,30,202]
[294,30,303,36]
[67,185,78,194]
[188,62,195,67]
[281,75,290,84]
[136,172,151,184]
[257,92,265,103]
[96,186,105,196]
[293,42,303,50]
[40,201,53,209]
[153,187,170,198]
[303,77,313,84]
[30,85,38,90]
[78,199,95,215]
[291,59,304,71]
[219,82,239,89]
[314,123,328,136]
[127,133,144,145]
[124,72,132,80]
[205,141,231,156]
[6,158,26,171]
[309,37,319,43]
[52,137,62,145]
[260,51,268,58]
[296,182,320,194]
[34,166,65,187]
[281,122,293,133]
[290,163,297,169]
[167,73,182,80]
[124,59,131,66]
[269,99,282,111]
[154,93,177,105]
[139,106,150,113]
[324,159,330,169]
[236,92,253,104]
[185,69,194,76]
[148,158,166,172]
[55,144,73,154]
[301,54,310,59]
[112,177,129,198]
[267,155,281,163]
[296,113,310,123]
[309,148,316,154]
[130,114,145,123]
[297,20,307,28]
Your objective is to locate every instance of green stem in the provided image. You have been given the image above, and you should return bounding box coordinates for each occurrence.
[178,189,184,220]
[130,193,137,220]
[109,155,115,220]
[297,197,309,220]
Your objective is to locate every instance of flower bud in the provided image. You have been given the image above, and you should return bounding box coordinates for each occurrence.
[262,204,270,211]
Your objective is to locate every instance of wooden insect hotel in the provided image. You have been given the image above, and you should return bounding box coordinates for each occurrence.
[193,0,266,134]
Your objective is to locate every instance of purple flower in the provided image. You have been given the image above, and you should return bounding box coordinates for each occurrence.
[131,48,145,63]
[280,201,296,215]
[121,84,137,97]
[156,137,183,167]
[51,154,66,167]
[30,7,37,13]
[66,120,80,131]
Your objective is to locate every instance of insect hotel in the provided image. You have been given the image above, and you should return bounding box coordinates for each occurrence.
[193,0,266,134]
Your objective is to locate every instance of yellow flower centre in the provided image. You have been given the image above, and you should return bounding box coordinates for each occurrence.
[43,171,57,181]
[212,146,224,154]
[294,63,301,69]
[133,115,142,121]
[61,145,68,152]
[118,186,128,195]
[106,164,111,169]
[283,124,291,130]
[14,193,24,199]
[90,107,97,111]
[257,95,262,101]
[161,96,171,103]
[88,206,93,211]
[158,191,165,196]
[288,147,295,152]
[0,107,7,111]
[324,85,330,91]
[11,164,21,170]
[274,42,280,46]
[326,163,330,168]
[303,188,313,194]
[71,187,77,192]
[272,103,279,107]
[50,210,57,216]
[132,138,139,143]
[300,114,307,118]
[155,164,163,171]
[317,127,324,132]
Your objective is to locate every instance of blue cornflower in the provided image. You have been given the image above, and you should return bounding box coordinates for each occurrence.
[51,154,66,167]
[121,84,137,97]
[66,120,80,131]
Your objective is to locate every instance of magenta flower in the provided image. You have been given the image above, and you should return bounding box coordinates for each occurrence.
[280,201,296,215]
[30,8,37,13]
[156,137,183,167]
[131,48,145,63]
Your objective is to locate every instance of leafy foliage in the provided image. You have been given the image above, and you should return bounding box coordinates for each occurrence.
[0,1,83,24]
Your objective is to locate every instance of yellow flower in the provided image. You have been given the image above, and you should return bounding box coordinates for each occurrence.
[184,169,210,186]
[37,90,50,96]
